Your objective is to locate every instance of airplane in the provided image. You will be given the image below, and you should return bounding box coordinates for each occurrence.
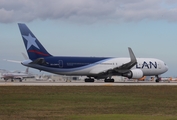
[1,68,35,82]
[2,53,35,82]
[18,23,168,83]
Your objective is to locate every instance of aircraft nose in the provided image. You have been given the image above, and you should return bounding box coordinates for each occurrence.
[165,65,168,72]
[163,63,168,72]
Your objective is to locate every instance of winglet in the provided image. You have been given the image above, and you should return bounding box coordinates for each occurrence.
[128,47,137,64]
[113,47,138,73]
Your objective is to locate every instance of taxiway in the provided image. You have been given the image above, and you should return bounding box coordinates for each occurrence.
[0,79,177,86]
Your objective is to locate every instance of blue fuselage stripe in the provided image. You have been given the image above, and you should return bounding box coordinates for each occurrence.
[43,56,113,72]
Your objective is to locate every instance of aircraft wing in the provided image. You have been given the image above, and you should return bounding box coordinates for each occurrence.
[97,47,137,76]
[3,53,29,64]
[13,76,23,79]
[113,47,137,73]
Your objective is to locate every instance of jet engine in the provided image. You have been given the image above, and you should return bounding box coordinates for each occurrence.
[122,69,143,79]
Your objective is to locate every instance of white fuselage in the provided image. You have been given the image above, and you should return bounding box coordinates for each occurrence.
[22,57,168,77]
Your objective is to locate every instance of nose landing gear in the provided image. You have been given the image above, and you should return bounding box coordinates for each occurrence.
[155,75,161,82]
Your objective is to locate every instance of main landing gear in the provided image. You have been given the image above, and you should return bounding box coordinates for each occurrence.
[10,78,22,82]
[19,78,22,82]
[85,78,94,82]
[84,77,115,82]
[104,79,114,82]
[104,76,114,82]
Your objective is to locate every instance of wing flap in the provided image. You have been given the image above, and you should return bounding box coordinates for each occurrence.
[89,68,110,74]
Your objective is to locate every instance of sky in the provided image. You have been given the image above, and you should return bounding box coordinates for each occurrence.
[0,0,177,77]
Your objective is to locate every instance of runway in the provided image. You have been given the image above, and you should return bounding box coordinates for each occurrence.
[0,79,177,86]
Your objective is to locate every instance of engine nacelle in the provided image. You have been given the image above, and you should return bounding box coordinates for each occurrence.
[122,69,143,79]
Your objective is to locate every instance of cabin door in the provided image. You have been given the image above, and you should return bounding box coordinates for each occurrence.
[58,60,63,68]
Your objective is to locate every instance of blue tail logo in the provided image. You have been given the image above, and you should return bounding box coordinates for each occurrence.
[18,23,52,60]
[23,33,40,50]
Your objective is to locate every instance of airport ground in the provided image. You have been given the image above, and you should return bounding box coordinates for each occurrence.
[0,86,177,120]
[0,77,177,120]
[1,78,177,86]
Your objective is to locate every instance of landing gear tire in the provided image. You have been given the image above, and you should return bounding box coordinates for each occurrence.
[85,78,94,82]
[19,79,22,82]
[155,79,159,82]
[155,78,161,82]
[155,79,160,82]
[11,79,14,82]
[104,79,114,82]
[155,75,161,83]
